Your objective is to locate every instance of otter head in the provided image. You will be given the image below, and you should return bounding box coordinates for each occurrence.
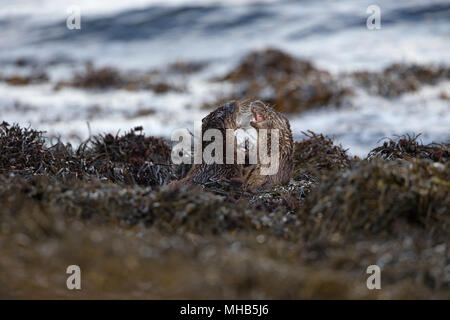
[250,100,275,129]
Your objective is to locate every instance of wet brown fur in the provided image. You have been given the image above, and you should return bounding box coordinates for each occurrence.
[244,101,294,190]
[179,100,244,186]
[177,100,293,191]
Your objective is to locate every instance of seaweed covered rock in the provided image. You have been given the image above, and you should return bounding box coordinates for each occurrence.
[0,175,302,238]
[1,172,448,299]
[0,122,75,178]
[90,127,171,164]
[168,60,207,74]
[218,48,351,113]
[249,180,314,213]
[0,72,49,86]
[299,159,449,239]
[0,122,174,186]
[72,64,123,89]
[0,122,48,173]
[0,124,79,181]
[121,182,301,238]
[293,131,352,179]
[367,134,449,163]
[86,127,174,185]
[353,63,450,97]
[223,48,314,82]
[139,184,255,233]
[56,63,182,94]
[1,131,449,299]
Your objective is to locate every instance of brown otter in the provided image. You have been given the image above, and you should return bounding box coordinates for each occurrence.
[180,100,246,186]
[243,100,294,191]
[178,100,293,191]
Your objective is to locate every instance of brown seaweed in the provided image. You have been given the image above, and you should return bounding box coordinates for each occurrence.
[217,48,351,113]
[367,134,449,163]
[0,122,449,299]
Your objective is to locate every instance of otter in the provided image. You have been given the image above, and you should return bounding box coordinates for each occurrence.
[179,100,293,191]
[243,100,294,191]
[180,100,247,186]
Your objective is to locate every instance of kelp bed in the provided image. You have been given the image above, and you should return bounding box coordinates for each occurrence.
[0,122,449,299]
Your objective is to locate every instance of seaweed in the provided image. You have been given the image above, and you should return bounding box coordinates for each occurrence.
[0,121,49,173]
[0,171,448,299]
[168,60,207,74]
[353,63,450,97]
[0,122,449,299]
[55,63,183,94]
[367,134,449,163]
[84,128,175,186]
[293,131,352,179]
[217,48,351,113]
[0,72,49,86]
[0,175,300,238]
[0,122,174,186]
[299,159,449,239]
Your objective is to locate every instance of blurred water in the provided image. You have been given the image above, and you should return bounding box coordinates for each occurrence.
[0,0,449,155]
[2,0,449,69]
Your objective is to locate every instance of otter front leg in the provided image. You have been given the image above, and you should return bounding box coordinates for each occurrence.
[244,164,274,191]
